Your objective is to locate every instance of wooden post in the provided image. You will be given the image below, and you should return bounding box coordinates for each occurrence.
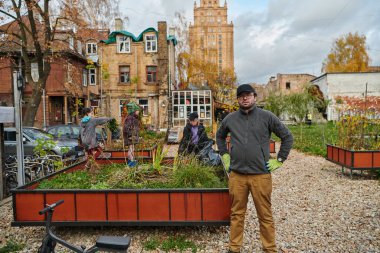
[75,97,79,124]
[64,96,68,124]
[0,123,4,200]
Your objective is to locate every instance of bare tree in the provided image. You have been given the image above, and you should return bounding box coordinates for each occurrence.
[0,0,124,126]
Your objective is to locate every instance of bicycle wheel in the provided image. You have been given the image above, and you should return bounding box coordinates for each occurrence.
[5,174,18,197]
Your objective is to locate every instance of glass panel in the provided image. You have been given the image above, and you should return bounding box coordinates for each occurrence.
[5,131,16,141]
[192,92,198,104]
[186,106,191,117]
[193,106,198,112]
[199,95,204,104]
[200,106,205,118]
[206,105,211,118]
[179,92,185,104]
[179,106,184,118]
[173,106,178,118]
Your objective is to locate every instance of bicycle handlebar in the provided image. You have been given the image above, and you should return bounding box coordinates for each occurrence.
[39,199,64,215]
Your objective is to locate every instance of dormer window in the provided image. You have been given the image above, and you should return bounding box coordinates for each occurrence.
[117,36,131,53]
[86,43,97,55]
[145,34,157,53]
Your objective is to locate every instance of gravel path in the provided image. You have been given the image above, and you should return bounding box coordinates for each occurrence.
[1,147,379,253]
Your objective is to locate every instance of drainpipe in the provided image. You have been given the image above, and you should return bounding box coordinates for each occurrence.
[42,89,46,128]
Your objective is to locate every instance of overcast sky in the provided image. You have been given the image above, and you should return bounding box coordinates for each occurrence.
[119,0,380,84]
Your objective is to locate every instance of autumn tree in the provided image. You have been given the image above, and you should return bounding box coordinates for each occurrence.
[0,0,125,126]
[322,32,370,73]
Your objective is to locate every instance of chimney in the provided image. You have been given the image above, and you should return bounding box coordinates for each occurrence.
[114,18,123,31]
[157,21,168,85]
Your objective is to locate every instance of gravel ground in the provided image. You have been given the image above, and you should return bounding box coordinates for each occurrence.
[1,146,379,253]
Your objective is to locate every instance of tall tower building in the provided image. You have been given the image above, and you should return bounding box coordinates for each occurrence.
[189,0,234,73]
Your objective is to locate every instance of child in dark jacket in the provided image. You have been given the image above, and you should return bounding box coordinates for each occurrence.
[178,112,210,155]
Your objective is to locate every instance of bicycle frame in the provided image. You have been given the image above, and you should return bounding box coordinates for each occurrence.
[41,204,99,252]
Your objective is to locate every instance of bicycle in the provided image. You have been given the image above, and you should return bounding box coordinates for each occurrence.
[38,200,131,253]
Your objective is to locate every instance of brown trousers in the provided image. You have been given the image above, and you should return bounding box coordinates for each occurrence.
[229,172,277,253]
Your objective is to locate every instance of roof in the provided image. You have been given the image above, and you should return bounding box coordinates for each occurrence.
[101,28,177,45]
[101,28,158,44]
[311,71,380,83]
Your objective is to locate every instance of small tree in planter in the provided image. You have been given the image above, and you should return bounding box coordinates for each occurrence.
[326,95,380,177]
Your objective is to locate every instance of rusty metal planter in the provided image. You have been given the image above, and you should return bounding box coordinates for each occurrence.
[11,158,230,227]
[104,144,158,159]
[326,144,380,178]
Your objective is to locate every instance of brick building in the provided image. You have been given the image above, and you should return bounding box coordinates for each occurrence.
[189,0,234,73]
[266,73,316,94]
[99,21,176,130]
[0,17,101,127]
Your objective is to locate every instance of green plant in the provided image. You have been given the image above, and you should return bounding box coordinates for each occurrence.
[107,118,119,133]
[143,237,160,251]
[173,156,226,188]
[0,240,25,253]
[264,92,287,117]
[152,144,169,174]
[337,115,380,150]
[161,236,197,253]
[272,122,338,156]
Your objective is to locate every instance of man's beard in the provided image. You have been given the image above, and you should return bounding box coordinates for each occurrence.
[239,102,254,110]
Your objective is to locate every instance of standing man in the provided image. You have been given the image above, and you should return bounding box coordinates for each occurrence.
[216,84,293,253]
[178,112,210,156]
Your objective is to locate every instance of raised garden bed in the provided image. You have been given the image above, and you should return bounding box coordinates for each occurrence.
[104,144,158,159]
[11,157,230,227]
[326,144,380,178]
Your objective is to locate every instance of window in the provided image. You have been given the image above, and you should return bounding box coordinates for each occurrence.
[145,34,157,52]
[4,130,16,141]
[117,36,131,53]
[119,66,130,84]
[86,43,97,55]
[138,99,149,116]
[146,66,157,83]
[31,62,39,82]
[82,69,87,86]
[69,37,74,50]
[91,100,99,115]
[286,82,291,89]
[89,68,96,85]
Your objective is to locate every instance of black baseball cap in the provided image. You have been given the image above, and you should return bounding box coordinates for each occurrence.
[189,112,199,121]
[237,84,257,97]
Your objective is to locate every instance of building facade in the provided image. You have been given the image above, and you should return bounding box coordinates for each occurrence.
[0,17,103,127]
[266,73,316,94]
[189,0,234,73]
[99,21,176,130]
[311,72,380,121]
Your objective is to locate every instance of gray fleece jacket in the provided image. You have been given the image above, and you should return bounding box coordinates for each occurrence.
[80,116,111,150]
[216,106,293,174]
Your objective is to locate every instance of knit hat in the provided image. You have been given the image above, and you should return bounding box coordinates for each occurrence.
[127,101,141,114]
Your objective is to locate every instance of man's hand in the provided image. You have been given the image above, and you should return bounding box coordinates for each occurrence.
[266,159,283,172]
[222,153,231,171]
